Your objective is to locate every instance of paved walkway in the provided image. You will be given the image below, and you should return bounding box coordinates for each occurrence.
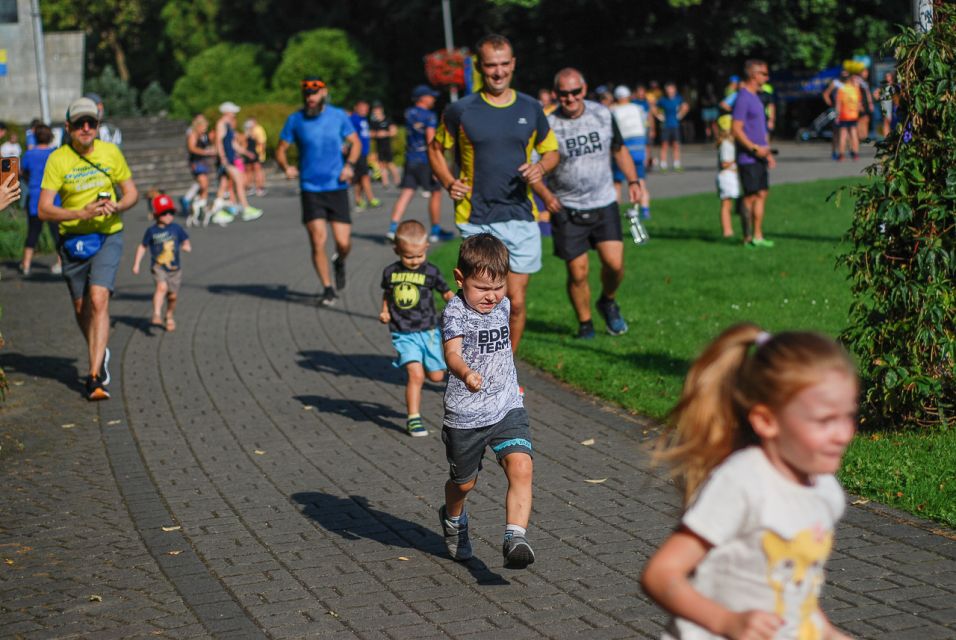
[1,142,954,639]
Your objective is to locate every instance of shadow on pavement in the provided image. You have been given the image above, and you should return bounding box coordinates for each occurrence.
[297,349,403,385]
[111,314,164,337]
[207,283,318,305]
[0,353,84,393]
[294,394,406,435]
[291,491,509,586]
[351,231,392,246]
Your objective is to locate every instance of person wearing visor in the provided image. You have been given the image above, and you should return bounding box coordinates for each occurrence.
[38,97,139,401]
[277,77,361,307]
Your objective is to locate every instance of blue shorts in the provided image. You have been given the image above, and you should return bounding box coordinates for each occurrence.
[59,230,124,301]
[457,219,542,274]
[613,149,647,182]
[391,328,446,372]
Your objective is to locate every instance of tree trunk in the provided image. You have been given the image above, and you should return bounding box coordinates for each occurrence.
[105,30,130,82]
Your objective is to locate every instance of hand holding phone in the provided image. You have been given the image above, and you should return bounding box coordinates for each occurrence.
[0,156,20,187]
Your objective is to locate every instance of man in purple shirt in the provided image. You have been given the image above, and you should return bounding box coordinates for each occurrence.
[732,59,776,248]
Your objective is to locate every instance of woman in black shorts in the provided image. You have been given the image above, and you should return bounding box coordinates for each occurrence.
[369,102,399,187]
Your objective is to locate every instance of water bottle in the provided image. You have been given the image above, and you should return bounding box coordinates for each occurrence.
[626,206,649,244]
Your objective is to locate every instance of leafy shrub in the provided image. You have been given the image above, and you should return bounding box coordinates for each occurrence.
[140,81,170,115]
[840,6,955,431]
[85,66,140,117]
[0,205,56,260]
[170,43,270,118]
[270,28,384,108]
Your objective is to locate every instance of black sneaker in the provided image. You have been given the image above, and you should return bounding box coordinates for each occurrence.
[576,320,595,339]
[332,254,346,290]
[503,534,535,569]
[596,297,629,336]
[100,347,111,387]
[438,506,473,561]
[320,288,338,307]
[86,375,110,401]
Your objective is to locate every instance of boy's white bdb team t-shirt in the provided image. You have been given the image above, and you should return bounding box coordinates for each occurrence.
[663,446,846,640]
[440,294,522,429]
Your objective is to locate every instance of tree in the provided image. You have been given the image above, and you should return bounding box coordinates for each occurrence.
[85,66,140,116]
[160,0,221,67]
[169,43,269,117]
[840,3,955,431]
[270,29,384,107]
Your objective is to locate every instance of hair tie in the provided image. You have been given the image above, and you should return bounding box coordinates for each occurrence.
[755,331,772,347]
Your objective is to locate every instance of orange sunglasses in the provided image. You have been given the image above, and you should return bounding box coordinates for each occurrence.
[301,79,326,91]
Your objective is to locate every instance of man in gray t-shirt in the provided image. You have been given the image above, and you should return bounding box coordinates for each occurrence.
[535,67,642,340]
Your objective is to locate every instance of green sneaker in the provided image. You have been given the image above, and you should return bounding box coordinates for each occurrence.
[751,238,775,248]
[369,198,382,208]
[406,416,428,437]
[241,206,263,222]
[354,200,367,211]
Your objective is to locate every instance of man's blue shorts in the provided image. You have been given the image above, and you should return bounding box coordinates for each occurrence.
[391,327,447,372]
[613,148,647,182]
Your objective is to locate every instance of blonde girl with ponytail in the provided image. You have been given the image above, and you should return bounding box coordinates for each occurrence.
[642,323,858,640]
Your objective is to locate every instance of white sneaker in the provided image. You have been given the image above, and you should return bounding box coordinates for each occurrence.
[51,262,63,275]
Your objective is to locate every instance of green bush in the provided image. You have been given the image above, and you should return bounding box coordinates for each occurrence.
[0,206,56,260]
[170,43,270,118]
[840,7,955,431]
[85,66,139,117]
[270,28,384,108]
[140,81,170,115]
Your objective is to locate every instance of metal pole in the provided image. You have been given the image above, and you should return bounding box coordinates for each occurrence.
[914,0,933,31]
[441,0,459,101]
[30,0,51,124]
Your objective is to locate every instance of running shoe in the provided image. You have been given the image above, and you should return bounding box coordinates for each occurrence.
[332,254,346,290]
[438,506,473,561]
[428,228,455,243]
[354,200,367,211]
[406,416,428,437]
[369,198,382,208]
[101,347,111,387]
[385,230,397,241]
[596,297,628,336]
[320,288,338,307]
[503,534,535,569]
[576,321,596,339]
[751,238,775,248]
[50,262,62,275]
[86,375,110,401]
[241,206,263,222]
[210,210,234,226]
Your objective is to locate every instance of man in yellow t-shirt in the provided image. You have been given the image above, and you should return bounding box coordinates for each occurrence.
[38,96,139,401]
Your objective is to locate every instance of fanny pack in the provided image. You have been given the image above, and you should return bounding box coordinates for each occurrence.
[63,233,105,260]
[564,207,600,225]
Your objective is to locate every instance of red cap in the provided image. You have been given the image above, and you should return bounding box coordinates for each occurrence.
[151,194,176,216]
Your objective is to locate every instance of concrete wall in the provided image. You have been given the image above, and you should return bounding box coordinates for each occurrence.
[0,0,84,124]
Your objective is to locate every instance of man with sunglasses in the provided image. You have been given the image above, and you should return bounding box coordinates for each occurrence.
[38,96,139,400]
[277,77,361,307]
[428,34,559,357]
[732,59,776,248]
[533,68,641,339]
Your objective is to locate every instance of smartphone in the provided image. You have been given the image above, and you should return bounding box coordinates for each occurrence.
[0,156,19,187]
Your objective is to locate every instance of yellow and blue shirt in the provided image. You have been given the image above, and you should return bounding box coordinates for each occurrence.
[435,90,557,225]
[40,140,131,236]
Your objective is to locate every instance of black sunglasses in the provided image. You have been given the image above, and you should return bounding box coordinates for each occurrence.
[556,87,584,98]
[72,117,98,129]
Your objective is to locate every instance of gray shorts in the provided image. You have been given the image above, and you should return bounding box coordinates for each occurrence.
[152,265,183,294]
[442,408,532,484]
[59,231,124,301]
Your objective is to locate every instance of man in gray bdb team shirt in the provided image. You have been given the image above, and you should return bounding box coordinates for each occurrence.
[535,67,642,340]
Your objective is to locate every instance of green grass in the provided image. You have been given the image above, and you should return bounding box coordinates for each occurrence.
[0,205,56,261]
[431,178,956,527]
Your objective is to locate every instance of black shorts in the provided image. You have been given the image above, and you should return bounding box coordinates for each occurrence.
[400,162,439,191]
[442,408,532,484]
[301,190,351,225]
[350,155,369,183]
[376,138,393,163]
[551,202,623,261]
[739,162,769,196]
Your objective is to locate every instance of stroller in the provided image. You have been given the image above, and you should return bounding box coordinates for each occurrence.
[796,108,836,141]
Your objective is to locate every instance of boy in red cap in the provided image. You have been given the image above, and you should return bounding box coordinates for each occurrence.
[132,194,191,331]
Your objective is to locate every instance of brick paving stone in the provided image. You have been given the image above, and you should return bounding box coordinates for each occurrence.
[2,146,954,639]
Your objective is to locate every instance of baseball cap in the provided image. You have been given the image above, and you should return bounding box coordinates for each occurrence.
[219,101,240,114]
[151,194,176,216]
[411,84,439,100]
[613,85,631,100]
[66,97,99,124]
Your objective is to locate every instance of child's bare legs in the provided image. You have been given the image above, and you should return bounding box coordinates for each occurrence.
[405,362,444,416]
[720,198,734,237]
[501,452,533,529]
[165,292,178,330]
[444,477,476,518]
[151,280,168,324]
[659,141,671,169]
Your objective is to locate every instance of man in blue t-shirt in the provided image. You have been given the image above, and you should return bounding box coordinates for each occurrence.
[349,99,381,211]
[18,124,62,276]
[385,85,454,243]
[652,81,689,171]
[276,76,361,307]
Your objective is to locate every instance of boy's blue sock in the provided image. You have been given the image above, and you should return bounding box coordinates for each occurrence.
[640,206,651,220]
[388,220,398,233]
[430,223,442,234]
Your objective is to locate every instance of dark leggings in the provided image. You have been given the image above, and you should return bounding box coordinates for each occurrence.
[25,214,60,249]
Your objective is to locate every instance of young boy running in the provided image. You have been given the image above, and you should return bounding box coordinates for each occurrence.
[438,233,535,569]
[379,220,454,436]
[132,194,191,331]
